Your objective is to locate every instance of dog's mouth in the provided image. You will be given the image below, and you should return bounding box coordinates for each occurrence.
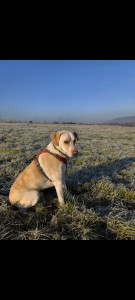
[72,150,78,156]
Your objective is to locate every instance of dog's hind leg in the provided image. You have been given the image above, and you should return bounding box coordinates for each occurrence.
[15,190,40,212]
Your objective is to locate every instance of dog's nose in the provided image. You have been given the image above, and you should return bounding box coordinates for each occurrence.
[72,149,78,156]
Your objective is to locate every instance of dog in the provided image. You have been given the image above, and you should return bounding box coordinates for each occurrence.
[9,130,78,212]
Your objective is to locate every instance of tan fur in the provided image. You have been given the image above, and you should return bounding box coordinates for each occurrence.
[50,131,65,146]
[9,130,78,212]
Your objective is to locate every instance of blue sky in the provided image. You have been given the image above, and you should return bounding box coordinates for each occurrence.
[0,60,135,123]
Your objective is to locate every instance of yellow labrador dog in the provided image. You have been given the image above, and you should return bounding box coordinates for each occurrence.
[9,130,78,212]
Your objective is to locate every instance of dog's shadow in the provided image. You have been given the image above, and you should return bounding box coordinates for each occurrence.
[66,157,135,189]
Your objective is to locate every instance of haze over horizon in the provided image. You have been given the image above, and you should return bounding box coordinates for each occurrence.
[0,60,135,123]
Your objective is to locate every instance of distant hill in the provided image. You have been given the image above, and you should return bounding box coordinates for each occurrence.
[108,116,135,124]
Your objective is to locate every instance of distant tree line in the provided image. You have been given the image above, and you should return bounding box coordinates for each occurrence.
[0,119,88,125]
[2,118,135,127]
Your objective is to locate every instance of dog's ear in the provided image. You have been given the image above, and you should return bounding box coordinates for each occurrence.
[50,131,64,146]
[73,131,79,141]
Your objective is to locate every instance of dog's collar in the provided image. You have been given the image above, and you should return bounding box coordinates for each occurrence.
[34,148,67,182]
[52,143,66,157]
[35,148,67,166]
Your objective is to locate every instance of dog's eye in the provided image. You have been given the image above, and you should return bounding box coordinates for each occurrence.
[64,141,69,144]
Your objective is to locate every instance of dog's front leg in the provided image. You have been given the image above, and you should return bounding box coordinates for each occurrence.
[54,181,65,205]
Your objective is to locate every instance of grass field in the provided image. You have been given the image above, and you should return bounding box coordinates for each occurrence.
[0,122,135,240]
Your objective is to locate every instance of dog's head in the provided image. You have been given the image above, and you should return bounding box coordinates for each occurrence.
[50,130,79,157]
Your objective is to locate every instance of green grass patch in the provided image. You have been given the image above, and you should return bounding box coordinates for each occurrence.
[6,150,20,155]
